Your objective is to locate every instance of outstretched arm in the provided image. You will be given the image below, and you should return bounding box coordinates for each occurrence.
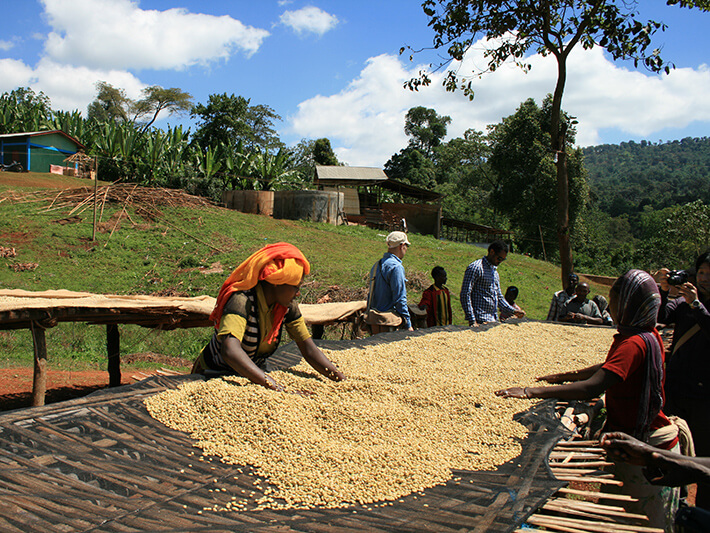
[536,363,603,384]
[221,335,285,391]
[495,367,618,400]
[297,338,346,382]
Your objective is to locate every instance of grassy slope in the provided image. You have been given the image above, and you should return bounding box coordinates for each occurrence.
[0,172,610,370]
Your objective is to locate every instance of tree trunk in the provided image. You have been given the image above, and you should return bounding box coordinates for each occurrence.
[551,56,574,287]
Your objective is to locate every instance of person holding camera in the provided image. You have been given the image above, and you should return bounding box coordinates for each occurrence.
[656,252,710,509]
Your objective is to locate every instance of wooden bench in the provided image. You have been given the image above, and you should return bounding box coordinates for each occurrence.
[0,289,366,406]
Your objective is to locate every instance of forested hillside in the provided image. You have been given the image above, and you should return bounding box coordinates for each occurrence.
[575,136,710,275]
[583,137,710,215]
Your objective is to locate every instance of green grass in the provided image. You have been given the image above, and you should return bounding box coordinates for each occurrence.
[0,173,612,371]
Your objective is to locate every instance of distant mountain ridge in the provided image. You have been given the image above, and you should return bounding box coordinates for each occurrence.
[582,136,710,216]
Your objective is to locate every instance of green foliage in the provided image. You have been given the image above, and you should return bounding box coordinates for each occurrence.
[583,137,710,215]
[87,81,132,123]
[0,178,591,370]
[312,138,339,166]
[384,147,437,188]
[409,1,672,97]
[404,106,451,157]
[488,98,589,257]
[636,200,710,270]
[191,93,282,152]
[0,87,53,134]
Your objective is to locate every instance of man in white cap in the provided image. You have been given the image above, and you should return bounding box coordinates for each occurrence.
[365,231,414,334]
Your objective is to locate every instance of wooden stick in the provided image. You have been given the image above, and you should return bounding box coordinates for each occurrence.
[526,514,663,533]
[546,498,648,520]
[544,500,649,521]
[556,487,637,502]
[30,322,48,407]
[549,461,615,468]
[554,476,623,486]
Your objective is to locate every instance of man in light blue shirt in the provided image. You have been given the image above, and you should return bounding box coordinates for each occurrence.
[367,231,414,334]
[460,240,525,325]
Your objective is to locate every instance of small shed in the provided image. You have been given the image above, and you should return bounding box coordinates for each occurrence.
[315,165,443,238]
[0,130,86,173]
[314,165,388,216]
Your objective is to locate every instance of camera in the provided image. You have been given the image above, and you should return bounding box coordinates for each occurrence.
[667,270,689,286]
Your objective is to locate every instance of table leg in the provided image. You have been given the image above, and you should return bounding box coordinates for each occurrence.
[107,324,121,387]
[31,324,47,407]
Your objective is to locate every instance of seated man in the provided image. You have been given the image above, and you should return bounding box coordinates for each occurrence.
[593,294,614,326]
[558,282,603,325]
[547,273,579,321]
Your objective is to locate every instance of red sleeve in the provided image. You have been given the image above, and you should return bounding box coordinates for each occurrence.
[602,334,645,380]
[419,287,433,309]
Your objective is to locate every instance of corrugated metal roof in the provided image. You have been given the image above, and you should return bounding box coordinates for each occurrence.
[0,130,86,149]
[315,165,388,184]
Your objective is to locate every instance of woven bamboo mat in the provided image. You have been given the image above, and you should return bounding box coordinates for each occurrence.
[0,329,567,532]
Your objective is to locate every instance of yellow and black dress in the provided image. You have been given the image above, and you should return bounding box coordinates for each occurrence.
[194,283,310,373]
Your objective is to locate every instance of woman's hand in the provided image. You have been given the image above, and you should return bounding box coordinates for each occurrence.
[654,268,670,292]
[264,374,285,392]
[494,387,529,399]
[326,368,346,382]
[677,282,699,305]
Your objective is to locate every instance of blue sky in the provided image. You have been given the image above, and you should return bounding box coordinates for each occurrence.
[1,0,709,167]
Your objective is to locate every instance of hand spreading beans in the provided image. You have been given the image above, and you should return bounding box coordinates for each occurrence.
[145,322,614,510]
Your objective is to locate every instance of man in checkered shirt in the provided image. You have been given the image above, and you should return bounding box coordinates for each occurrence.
[459,240,525,325]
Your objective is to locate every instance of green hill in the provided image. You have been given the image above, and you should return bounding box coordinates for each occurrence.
[583,136,710,216]
[0,172,608,371]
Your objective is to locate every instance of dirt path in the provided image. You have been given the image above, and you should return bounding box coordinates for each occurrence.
[0,353,191,411]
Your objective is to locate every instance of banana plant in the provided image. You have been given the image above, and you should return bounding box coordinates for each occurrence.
[253,147,298,191]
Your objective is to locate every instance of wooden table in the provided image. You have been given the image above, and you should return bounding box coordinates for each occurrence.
[0,289,365,406]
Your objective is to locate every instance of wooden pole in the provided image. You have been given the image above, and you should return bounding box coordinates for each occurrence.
[107,324,121,387]
[92,156,98,241]
[31,321,48,407]
[539,225,548,262]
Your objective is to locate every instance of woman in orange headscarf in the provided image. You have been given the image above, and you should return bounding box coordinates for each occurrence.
[192,242,345,391]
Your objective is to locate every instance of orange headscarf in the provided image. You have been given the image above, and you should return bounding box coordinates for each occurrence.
[210,242,310,343]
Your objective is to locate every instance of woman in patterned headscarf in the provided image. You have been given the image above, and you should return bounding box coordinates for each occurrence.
[192,242,345,391]
[495,270,680,530]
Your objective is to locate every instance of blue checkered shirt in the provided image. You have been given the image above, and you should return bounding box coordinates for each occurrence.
[459,256,517,325]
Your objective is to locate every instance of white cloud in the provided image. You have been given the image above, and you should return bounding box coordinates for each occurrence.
[0,40,14,52]
[288,40,710,167]
[40,0,270,70]
[0,57,145,114]
[0,59,35,92]
[280,6,338,37]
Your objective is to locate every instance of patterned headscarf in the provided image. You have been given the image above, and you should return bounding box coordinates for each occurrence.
[611,269,663,441]
[210,243,310,343]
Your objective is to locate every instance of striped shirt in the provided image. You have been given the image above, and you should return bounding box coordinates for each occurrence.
[200,284,310,372]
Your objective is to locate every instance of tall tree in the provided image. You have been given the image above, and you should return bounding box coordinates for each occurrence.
[404,106,451,157]
[87,82,132,123]
[191,94,282,153]
[406,0,703,285]
[488,97,588,258]
[87,82,192,133]
[312,138,339,166]
[131,85,193,133]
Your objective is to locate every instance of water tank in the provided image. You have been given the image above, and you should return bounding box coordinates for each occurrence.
[273,190,344,225]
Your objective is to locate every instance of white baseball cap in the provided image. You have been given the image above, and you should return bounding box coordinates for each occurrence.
[386,231,411,247]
